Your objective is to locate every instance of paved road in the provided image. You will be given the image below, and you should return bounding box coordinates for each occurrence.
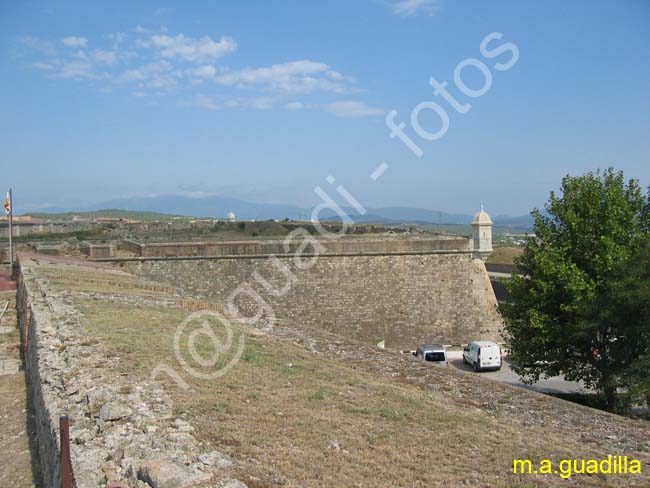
[446,350,589,395]
[487,271,513,279]
[0,270,16,292]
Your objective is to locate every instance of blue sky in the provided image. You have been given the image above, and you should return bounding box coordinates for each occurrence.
[1,0,649,215]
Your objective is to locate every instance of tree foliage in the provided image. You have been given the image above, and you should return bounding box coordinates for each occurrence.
[501,168,650,411]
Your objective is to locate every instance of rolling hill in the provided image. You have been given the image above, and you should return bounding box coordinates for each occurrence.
[23,194,535,229]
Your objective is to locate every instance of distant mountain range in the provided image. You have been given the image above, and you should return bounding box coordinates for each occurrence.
[23,194,535,229]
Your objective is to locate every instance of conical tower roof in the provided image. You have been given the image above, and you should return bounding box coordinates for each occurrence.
[472,205,493,225]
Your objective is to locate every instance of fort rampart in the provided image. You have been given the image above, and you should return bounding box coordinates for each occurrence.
[110,237,502,349]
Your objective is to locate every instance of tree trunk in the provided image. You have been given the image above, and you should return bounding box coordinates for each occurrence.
[603,385,617,412]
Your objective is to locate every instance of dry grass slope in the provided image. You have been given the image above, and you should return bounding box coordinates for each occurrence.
[486,246,524,266]
[34,259,650,487]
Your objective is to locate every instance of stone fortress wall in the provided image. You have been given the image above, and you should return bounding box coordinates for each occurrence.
[15,256,245,487]
[121,235,465,258]
[114,236,502,349]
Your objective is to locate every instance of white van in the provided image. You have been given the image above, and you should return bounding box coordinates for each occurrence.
[463,341,502,372]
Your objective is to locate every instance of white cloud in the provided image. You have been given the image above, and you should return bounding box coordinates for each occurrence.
[187,64,216,79]
[91,49,117,66]
[224,96,276,110]
[146,75,179,90]
[184,94,221,110]
[122,69,147,82]
[284,100,383,118]
[106,32,126,49]
[217,60,326,83]
[62,36,88,47]
[133,25,168,35]
[121,60,179,89]
[31,61,57,71]
[215,60,352,94]
[149,34,236,63]
[285,101,306,111]
[24,31,235,94]
[30,57,98,80]
[391,0,441,17]
[50,61,96,80]
[24,36,117,80]
[19,36,57,56]
[322,101,384,118]
[326,70,344,81]
[184,94,277,111]
[21,29,368,111]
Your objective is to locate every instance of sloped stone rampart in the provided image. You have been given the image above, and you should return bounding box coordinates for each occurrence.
[16,255,246,487]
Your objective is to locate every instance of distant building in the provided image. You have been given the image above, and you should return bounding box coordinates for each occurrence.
[226,211,236,222]
[471,205,493,261]
[0,215,34,222]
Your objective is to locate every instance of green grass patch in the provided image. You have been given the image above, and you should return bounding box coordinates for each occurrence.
[67,280,616,487]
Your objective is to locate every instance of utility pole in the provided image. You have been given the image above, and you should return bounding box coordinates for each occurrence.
[7,189,12,267]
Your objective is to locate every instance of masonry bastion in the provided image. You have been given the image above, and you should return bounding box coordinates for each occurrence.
[108,236,502,349]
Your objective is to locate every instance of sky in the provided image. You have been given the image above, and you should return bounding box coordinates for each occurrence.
[1,0,649,216]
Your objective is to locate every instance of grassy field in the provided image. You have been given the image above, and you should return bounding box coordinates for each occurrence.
[27,259,648,487]
[74,295,625,487]
[23,209,190,221]
[419,224,531,238]
[487,246,524,266]
[38,265,177,297]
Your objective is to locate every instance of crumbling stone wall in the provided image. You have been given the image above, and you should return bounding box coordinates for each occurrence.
[120,241,502,349]
[80,242,114,258]
[15,256,247,487]
[16,261,64,486]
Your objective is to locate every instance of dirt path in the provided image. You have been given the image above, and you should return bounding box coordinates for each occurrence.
[0,270,40,487]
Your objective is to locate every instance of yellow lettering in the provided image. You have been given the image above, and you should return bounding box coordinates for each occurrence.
[559,460,572,479]
[511,456,641,478]
[585,460,598,474]
[513,459,532,474]
[573,460,585,474]
[539,459,552,474]
[600,455,612,474]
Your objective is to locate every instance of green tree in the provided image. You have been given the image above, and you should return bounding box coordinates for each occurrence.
[501,168,650,411]
[594,239,650,408]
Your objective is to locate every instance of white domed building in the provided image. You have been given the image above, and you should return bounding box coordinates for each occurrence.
[226,211,236,222]
[471,206,493,261]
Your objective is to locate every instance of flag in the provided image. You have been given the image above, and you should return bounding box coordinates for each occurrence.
[3,191,9,215]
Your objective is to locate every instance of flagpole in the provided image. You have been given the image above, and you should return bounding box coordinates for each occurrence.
[8,188,12,268]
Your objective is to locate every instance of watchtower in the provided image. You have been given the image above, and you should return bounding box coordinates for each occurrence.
[471,206,493,261]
